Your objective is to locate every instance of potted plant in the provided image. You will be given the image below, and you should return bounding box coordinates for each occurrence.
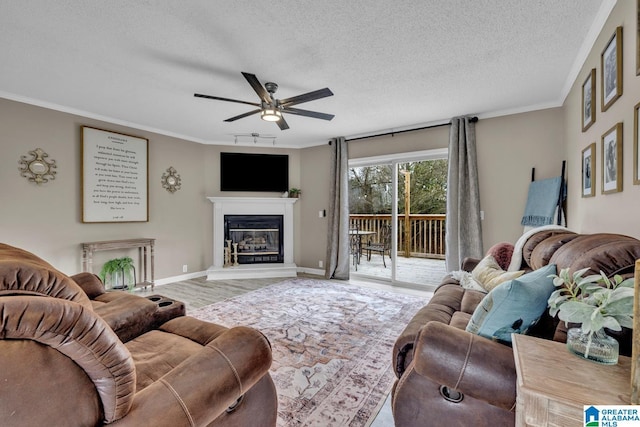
[99,257,136,291]
[548,267,634,364]
[289,188,301,198]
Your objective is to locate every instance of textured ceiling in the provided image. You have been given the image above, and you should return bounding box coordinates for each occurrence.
[0,1,613,148]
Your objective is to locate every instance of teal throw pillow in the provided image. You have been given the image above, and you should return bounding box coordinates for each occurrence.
[465,263,557,344]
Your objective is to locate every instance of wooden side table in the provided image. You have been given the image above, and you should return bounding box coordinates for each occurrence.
[81,238,155,291]
[512,334,631,426]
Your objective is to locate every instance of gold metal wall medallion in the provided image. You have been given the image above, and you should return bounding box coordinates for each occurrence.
[161,166,181,193]
[19,148,57,184]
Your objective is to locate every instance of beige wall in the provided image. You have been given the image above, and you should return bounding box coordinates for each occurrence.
[298,144,331,270]
[0,98,210,278]
[476,109,565,247]
[564,0,640,239]
[0,98,302,279]
[348,125,450,158]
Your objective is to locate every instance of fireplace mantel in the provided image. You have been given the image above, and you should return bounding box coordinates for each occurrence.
[206,197,298,280]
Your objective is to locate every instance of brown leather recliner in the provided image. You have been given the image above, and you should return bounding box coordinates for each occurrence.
[71,271,160,342]
[0,243,159,342]
[0,245,278,426]
[391,232,640,427]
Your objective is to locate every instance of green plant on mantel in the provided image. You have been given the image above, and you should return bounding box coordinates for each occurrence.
[99,257,136,291]
[548,267,634,335]
[289,188,301,198]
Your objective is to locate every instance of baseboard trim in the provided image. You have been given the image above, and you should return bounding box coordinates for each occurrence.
[297,267,325,276]
[154,271,207,286]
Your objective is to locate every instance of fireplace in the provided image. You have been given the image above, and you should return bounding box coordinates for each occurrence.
[207,197,298,280]
[224,215,284,264]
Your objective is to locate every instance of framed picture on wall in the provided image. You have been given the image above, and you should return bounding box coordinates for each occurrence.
[601,26,623,112]
[635,101,640,185]
[601,123,623,194]
[582,69,596,131]
[81,126,149,222]
[582,143,596,197]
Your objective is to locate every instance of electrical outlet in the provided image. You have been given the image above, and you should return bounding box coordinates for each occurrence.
[182,264,188,273]
[318,260,324,268]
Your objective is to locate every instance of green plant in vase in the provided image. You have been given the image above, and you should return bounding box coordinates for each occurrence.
[99,257,136,291]
[548,267,634,364]
[288,188,301,198]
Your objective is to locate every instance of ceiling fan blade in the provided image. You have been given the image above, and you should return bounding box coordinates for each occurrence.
[279,88,334,107]
[276,116,290,130]
[223,109,262,122]
[283,107,335,121]
[242,72,271,104]
[194,93,260,107]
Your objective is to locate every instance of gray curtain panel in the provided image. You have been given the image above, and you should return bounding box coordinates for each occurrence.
[325,137,350,280]
[445,116,483,272]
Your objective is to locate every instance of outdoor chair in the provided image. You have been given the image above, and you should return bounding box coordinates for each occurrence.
[364,224,392,268]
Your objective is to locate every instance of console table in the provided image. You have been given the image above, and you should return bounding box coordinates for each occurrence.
[512,333,631,426]
[81,238,155,291]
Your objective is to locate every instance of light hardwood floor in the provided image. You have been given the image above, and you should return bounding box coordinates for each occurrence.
[136,273,432,313]
[136,276,287,312]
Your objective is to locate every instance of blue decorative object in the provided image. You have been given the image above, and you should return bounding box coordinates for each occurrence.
[466,264,557,343]
[521,177,563,226]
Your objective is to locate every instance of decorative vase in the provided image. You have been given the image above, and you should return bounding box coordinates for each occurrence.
[112,270,124,290]
[566,327,619,365]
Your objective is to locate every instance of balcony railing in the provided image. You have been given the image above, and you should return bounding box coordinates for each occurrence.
[349,214,446,259]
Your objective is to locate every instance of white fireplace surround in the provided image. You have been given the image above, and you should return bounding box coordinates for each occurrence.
[206,197,298,280]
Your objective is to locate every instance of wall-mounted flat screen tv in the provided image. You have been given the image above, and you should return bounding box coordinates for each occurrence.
[220,152,289,192]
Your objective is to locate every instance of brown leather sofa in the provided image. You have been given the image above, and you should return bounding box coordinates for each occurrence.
[391,231,640,427]
[0,244,278,426]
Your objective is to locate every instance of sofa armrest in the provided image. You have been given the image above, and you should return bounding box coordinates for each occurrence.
[413,322,516,412]
[461,257,480,272]
[111,326,273,427]
[159,315,230,346]
[70,272,106,299]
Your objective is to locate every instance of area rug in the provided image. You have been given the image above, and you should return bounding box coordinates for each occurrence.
[190,278,430,427]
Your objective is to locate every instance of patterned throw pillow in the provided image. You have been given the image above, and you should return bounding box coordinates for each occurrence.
[465,264,557,344]
[471,255,524,291]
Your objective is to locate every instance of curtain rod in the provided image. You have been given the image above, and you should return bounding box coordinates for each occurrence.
[335,116,479,143]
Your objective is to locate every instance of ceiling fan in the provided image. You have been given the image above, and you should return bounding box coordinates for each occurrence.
[194,72,334,130]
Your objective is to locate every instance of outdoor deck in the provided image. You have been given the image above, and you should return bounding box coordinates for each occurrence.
[351,253,447,287]
[348,214,448,287]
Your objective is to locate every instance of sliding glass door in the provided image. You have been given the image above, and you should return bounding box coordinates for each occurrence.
[349,164,393,281]
[348,150,448,288]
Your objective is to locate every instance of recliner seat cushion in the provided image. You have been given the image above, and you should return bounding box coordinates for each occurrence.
[127,329,206,390]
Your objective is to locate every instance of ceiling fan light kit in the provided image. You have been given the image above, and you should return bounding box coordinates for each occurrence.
[261,107,282,122]
[194,72,334,130]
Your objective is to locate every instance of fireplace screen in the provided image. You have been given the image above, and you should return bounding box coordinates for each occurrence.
[224,215,284,264]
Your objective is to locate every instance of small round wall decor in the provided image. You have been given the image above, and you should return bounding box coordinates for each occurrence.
[161,166,181,193]
[19,148,57,184]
